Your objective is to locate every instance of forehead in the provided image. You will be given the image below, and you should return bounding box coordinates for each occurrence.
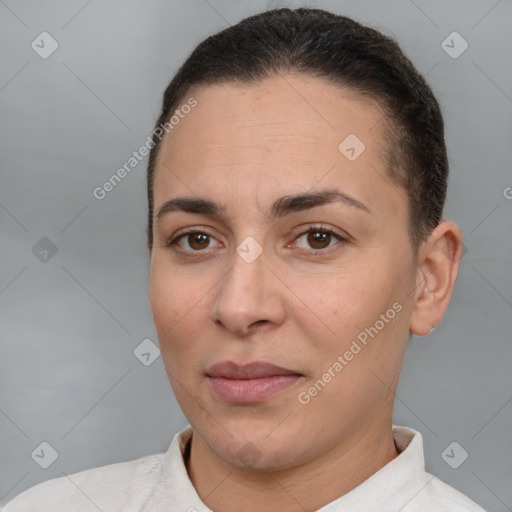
[160,74,386,158]
[153,74,404,221]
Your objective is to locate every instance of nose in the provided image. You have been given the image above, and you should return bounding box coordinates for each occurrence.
[210,245,286,337]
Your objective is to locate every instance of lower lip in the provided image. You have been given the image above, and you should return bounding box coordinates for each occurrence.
[208,374,302,404]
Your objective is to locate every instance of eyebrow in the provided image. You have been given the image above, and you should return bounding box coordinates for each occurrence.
[156,188,370,223]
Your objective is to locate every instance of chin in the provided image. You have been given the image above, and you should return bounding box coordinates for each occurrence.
[193,413,315,472]
[220,436,304,472]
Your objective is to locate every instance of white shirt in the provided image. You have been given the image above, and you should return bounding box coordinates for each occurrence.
[2,425,486,511]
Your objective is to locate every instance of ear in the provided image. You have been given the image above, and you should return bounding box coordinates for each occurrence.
[409,221,463,337]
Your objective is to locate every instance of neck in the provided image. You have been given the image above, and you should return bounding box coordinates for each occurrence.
[185,420,399,512]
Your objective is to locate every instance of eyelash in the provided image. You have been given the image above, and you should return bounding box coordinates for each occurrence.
[165,224,347,256]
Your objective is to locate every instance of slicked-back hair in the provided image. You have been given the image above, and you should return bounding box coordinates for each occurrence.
[146,8,448,251]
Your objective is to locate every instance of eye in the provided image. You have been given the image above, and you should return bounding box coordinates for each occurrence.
[167,228,221,253]
[165,224,347,256]
[293,224,347,252]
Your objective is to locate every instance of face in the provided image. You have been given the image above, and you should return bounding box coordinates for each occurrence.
[148,74,418,471]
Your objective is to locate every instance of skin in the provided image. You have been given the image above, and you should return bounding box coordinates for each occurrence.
[148,73,463,511]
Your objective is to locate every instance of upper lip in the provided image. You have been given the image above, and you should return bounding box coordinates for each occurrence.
[206,361,302,379]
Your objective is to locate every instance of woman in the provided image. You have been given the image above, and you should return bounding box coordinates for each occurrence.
[3,8,486,511]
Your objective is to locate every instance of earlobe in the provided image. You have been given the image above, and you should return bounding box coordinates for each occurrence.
[409,221,463,337]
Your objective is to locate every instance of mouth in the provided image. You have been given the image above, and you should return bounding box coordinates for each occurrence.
[206,361,304,404]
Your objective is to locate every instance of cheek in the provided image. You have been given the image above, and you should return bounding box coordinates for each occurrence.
[290,258,408,368]
[149,261,202,345]
[149,258,221,378]
[294,265,387,336]
[149,268,178,337]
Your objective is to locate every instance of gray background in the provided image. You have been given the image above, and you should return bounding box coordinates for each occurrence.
[1,0,511,510]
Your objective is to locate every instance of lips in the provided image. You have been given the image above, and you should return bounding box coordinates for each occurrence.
[207,361,300,379]
[206,361,303,404]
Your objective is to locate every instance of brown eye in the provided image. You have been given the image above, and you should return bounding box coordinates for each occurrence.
[167,229,221,252]
[187,232,210,250]
[295,225,346,252]
[307,231,332,250]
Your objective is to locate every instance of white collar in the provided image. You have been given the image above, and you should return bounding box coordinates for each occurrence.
[157,425,426,511]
